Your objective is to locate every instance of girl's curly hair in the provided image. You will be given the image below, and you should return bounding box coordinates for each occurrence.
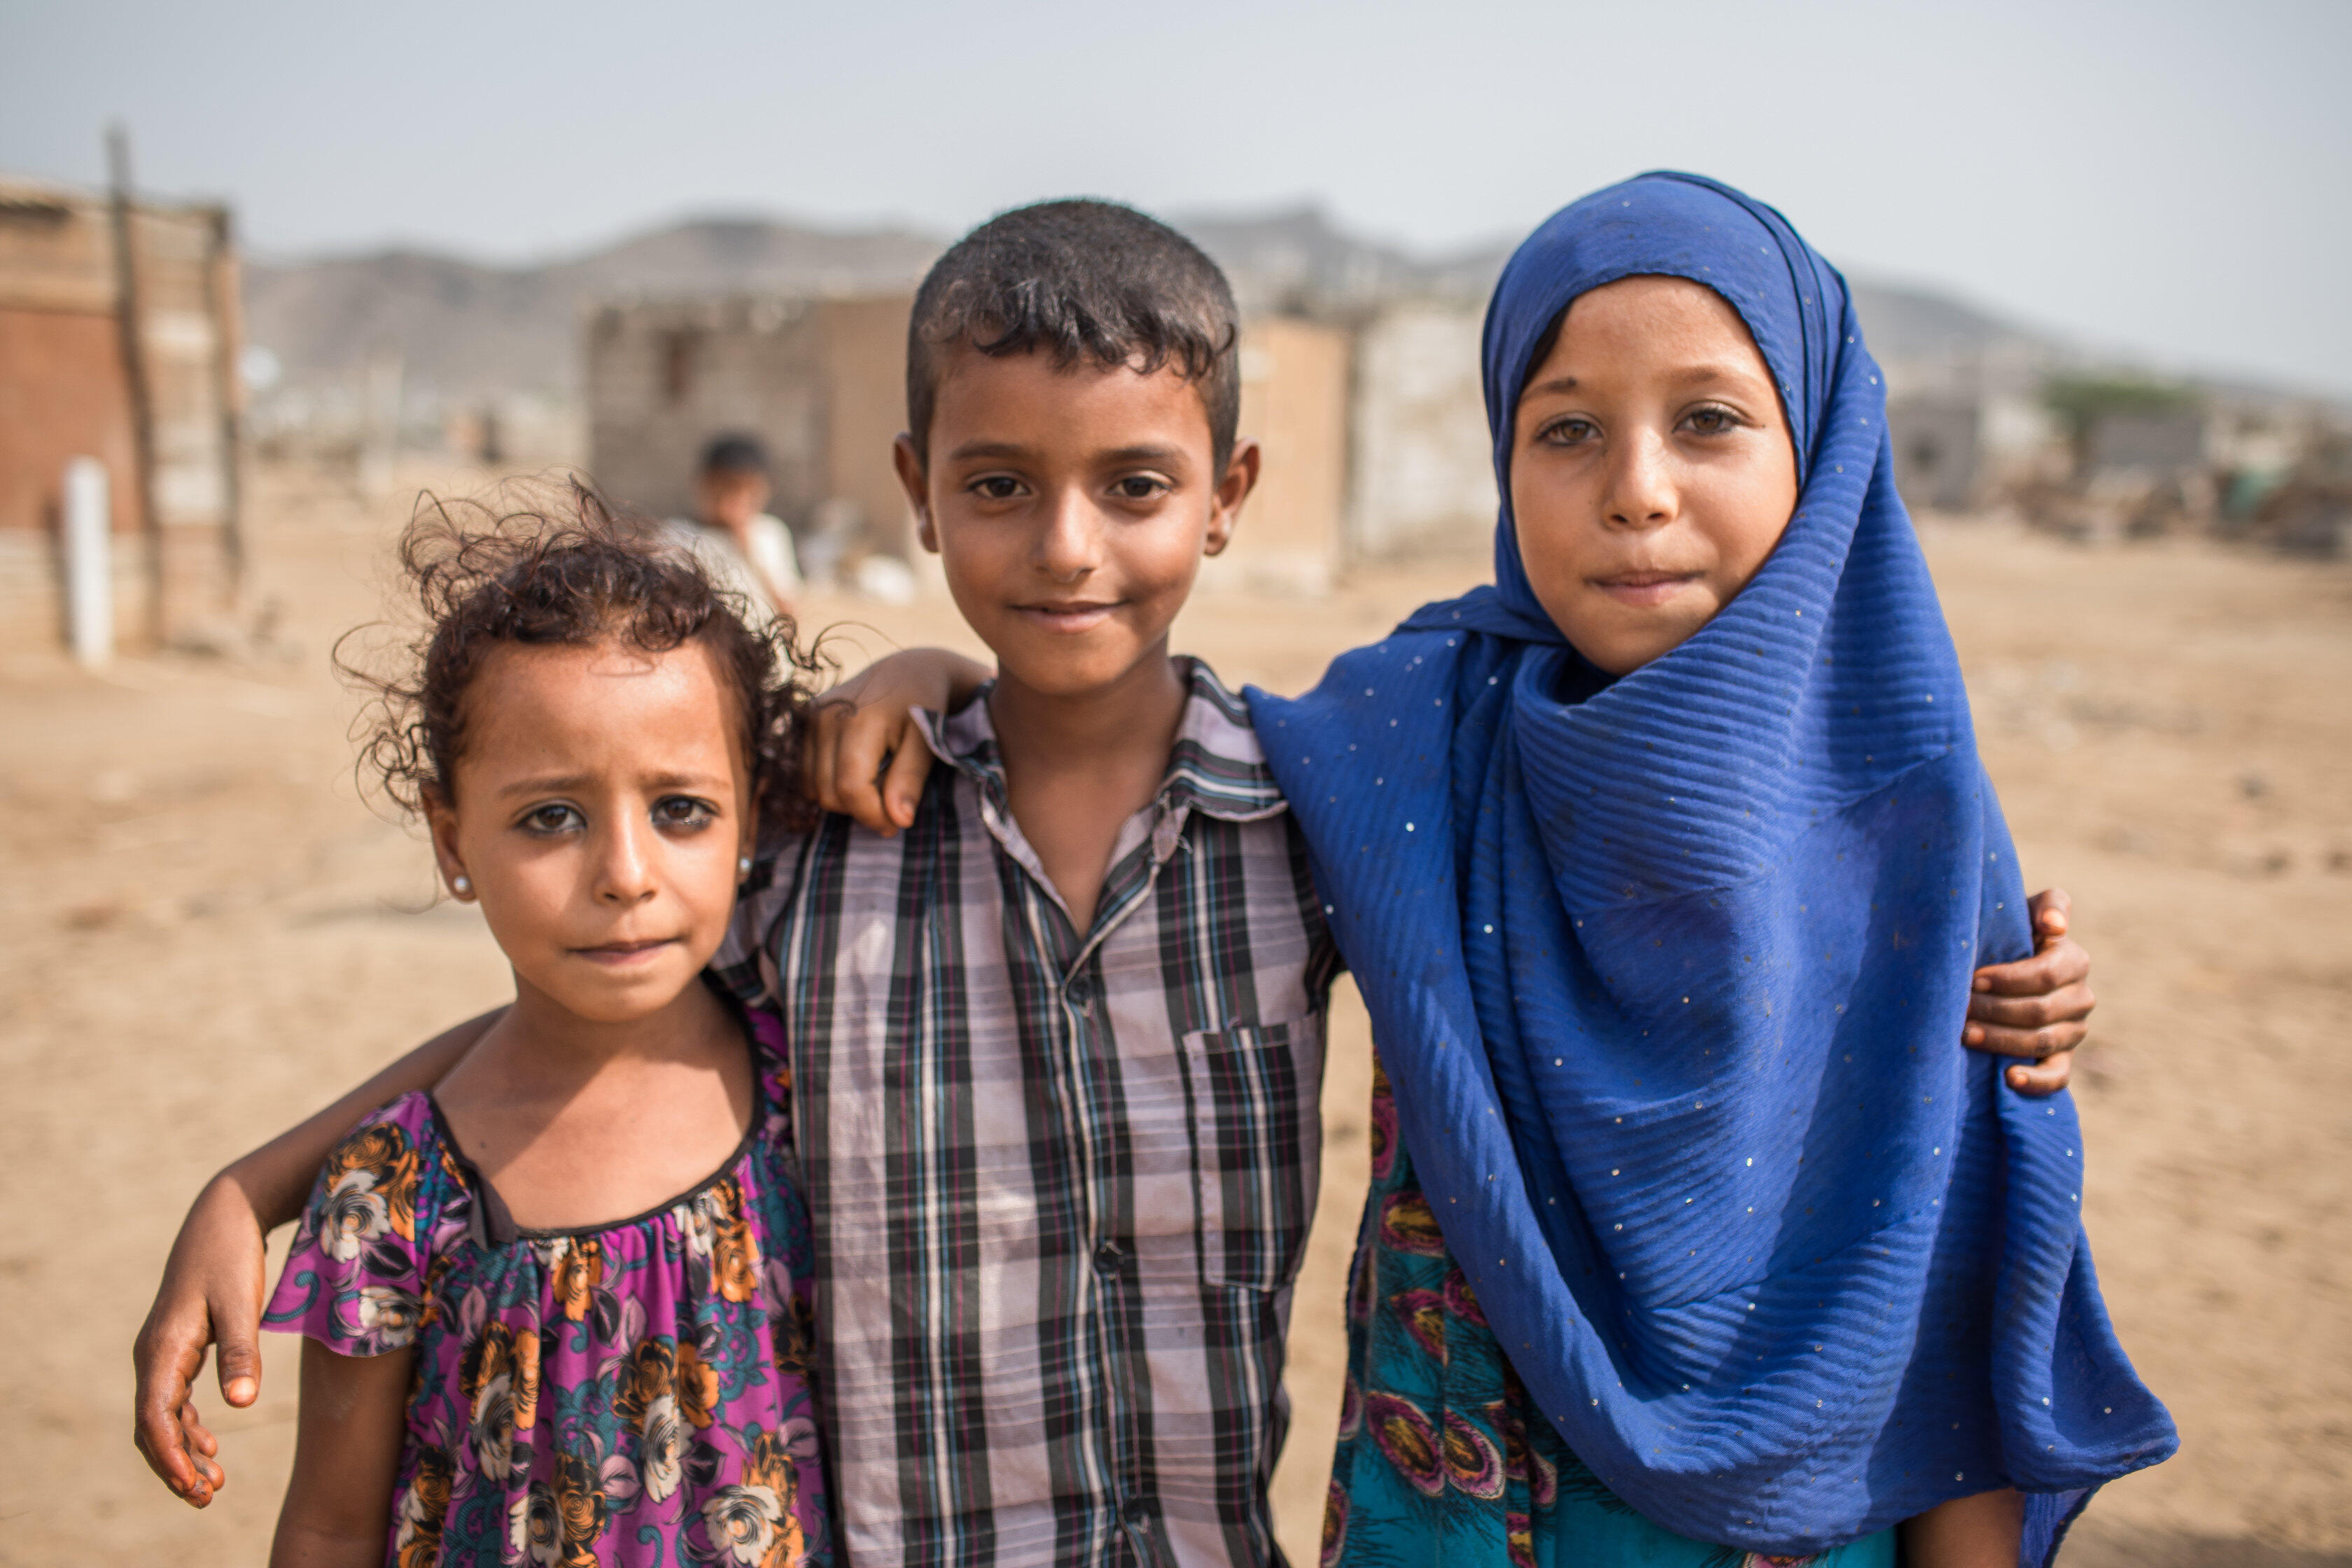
[342,481,824,834]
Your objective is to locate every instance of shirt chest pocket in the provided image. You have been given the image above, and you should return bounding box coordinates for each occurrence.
[1179,1017,1324,1292]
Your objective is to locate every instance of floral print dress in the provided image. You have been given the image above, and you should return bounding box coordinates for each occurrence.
[1322,1055,1895,1568]
[264,1011,830,1568]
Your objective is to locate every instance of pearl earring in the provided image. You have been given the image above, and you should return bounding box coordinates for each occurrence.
[737,855,752,878]
[451,874,472,897]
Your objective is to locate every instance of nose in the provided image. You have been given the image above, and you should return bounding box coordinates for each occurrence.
[591,813,659,907]
[1601,426,1677,532]
[1032,483,1102,584]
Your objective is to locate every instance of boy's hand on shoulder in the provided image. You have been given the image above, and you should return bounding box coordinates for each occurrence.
[1963,887,2093,1096]
[806,648,990,834]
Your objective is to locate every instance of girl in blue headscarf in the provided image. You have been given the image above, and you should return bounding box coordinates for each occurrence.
[1251,174,2173,1567]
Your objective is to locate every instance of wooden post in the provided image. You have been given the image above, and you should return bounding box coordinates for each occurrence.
[106,122,163,646]
[205,206,245,595]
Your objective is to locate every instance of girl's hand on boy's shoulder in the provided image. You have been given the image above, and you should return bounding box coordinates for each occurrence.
[1963,887,2093,1096]
[806,648,990,834]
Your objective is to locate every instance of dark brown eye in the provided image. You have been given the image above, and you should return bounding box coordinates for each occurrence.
[654,796,716,830]
[522,803,584,834]
[1114,475,1168,500]
[972,476,1023,500]
[1685,406,1737,435]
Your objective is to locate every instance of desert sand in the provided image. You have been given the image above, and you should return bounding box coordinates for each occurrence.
[0,459,2344,1565]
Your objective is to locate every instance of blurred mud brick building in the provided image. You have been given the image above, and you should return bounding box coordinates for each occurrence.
[0,173,243,654]
[1203,317,1353,595]
[584,294,914,574]
[1345,302,1495,559]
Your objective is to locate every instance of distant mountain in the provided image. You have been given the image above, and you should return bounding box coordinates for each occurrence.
[241,205,2055,408]
[1180,207,2043,365]
[246,248,577,400]
[1844,279,2033,365]
[1177,204,1502,313]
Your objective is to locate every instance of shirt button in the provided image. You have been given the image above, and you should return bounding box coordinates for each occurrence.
[1093,1240,1124,1275]
[1122,1496,1154,1530]
[1066,974,1096,1007]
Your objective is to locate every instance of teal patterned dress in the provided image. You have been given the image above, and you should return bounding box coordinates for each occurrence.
[1322,1056,1896,1568]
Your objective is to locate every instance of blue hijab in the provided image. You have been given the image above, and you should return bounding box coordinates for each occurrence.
[1251,174,2172,1558]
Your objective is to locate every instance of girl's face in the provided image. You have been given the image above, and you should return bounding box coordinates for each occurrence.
[1509,274,1800,676]
[426,638,754,1026]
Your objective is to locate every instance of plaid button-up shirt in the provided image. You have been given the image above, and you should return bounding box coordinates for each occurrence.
[716,659,1338,1568]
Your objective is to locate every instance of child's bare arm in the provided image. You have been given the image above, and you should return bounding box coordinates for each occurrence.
[1964,887,2093,1095]
[132,1008,500,1506]
[806,647,992,833]
[1900,1486,2024,1568]
[269,1338,412,1568]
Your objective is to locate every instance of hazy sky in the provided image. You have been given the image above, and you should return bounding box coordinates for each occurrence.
[6,0,2347,393]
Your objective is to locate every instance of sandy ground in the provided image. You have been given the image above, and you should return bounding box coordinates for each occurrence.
[0,458,2345,1566]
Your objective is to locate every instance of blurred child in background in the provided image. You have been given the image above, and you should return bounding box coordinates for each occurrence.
[664,433,802,621]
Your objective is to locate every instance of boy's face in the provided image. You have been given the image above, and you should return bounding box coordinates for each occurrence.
[1508,274,1800,676]
[896,348,1257,699]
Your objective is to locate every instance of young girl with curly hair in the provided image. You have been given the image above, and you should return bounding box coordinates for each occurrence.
[255,489,831,1568]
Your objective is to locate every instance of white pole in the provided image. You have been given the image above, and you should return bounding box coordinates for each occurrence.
[64,457,113,668]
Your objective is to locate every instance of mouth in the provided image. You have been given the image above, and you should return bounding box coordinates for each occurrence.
[570,937,683,967]
[1588,569,1702,609]
[1012,599,1121,634]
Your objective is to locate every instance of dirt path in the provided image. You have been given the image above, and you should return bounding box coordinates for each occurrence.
[0,463,2343,1564]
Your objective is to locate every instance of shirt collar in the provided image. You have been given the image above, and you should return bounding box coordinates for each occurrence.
[914,656,1287,824]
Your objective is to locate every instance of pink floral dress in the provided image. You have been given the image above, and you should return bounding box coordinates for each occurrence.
[264,1012,830,1568]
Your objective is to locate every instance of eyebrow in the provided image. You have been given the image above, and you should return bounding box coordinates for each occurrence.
[945,440,1190,467]
[1099,443,1188,465]
[946,440,1037,463]
[1523,364,1761,400]
[496,771,727,798]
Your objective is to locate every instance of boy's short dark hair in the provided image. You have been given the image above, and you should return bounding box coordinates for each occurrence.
[906,200,1241,472]
[701,433,769,476]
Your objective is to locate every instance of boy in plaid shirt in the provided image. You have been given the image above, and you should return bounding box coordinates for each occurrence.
[715,202,1339,1567]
